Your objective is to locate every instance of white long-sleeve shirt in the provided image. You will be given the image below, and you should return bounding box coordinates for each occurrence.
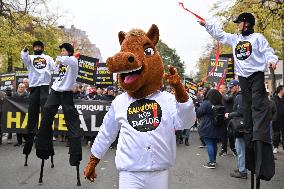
[51,56,78,92]
[91,91,196,171]
[21,51,56,87]
[204,22,278,78]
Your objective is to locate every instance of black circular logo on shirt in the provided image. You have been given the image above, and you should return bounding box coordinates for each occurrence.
[235,41,252,60]
[33,57,47,69]
[127,99,162,132]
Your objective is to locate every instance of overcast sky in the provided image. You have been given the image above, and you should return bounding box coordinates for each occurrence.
[48,0,233,75]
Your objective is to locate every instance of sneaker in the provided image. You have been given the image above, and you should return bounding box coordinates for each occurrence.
[87,141,92,147]
[273,148,278,154]
[230,171,247,179]
[199,145,207,148]
[219,150,227,156]
[232,149,238,157]
[7,139,12,144]
[203,162,216,169]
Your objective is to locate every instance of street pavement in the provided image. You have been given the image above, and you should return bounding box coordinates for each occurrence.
[0,132,283,189]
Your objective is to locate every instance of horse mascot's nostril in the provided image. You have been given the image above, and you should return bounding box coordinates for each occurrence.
[128,56,135,63]
[84,24,196,188]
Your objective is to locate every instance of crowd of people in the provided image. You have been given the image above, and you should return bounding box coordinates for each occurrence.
[1,77,283,180]
[0,80,119,146]
[187,80,283,180]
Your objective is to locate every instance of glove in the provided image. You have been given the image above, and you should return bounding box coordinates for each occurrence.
[83,154,100,182]
[23,48,28,52]
[163,65,189,103]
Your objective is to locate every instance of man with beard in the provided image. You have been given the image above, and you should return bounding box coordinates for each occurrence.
[21,41,56,164]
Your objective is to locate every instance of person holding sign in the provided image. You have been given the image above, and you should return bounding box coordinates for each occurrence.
[199,13,278,181]
[35,43,82,186]
[21,41,56,166]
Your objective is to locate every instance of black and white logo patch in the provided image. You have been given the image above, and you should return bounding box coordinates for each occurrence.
[57,64,67,81]
[127,99,162,132]
[33,57,47,69]
[235,41,252,60]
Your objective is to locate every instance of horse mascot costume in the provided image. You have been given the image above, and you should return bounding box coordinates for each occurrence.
[84,24,196,189]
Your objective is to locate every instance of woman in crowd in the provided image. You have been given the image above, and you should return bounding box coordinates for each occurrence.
[197,89,224,169]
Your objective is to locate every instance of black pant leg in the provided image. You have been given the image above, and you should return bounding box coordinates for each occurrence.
[61,91,82,166]
[280,125,284,149]
[16,133,23,144]
[228,132,236,151]
[272,122,280,148]
[27,87,40,133]
[250,72,270,143]
[36,90,60,159]
[221,120,229,151]
[39,85,49,111]
[238,75,253,133]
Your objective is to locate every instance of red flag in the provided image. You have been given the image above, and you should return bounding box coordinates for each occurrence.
[178,2,205,21]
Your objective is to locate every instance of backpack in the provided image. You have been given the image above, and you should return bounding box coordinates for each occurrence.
[212,105,225,127]
[228,117,245,138]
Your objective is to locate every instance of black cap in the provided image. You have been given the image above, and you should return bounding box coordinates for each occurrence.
[33,41,44,48]
[59,43,74,56]
[233,12,255,26]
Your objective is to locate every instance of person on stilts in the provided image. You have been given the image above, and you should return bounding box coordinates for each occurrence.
[199,12,278,188]
[21,41,56,167]
[35,43,82,186]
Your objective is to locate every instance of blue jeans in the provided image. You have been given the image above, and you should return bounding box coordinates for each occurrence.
[235,138,246,173]
[203,137,218,163]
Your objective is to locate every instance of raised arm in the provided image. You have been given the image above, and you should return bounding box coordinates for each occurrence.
[199,20,236,46]
[21,49,31,68]
[56,56,78,68]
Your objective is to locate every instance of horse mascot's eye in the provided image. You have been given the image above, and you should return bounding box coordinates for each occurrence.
[144,47,154,56]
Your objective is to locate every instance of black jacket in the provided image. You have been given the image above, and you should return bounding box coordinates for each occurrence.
[228,92,243,119]
[222,92,237,113]
[272,95,284,123]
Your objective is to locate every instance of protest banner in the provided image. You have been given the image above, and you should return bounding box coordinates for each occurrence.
[95,63,113,88]
[207,57,229,85]
[77,55,99,85]
[0,73,16,91]
[1,97,111,136]
[184,79,198,102]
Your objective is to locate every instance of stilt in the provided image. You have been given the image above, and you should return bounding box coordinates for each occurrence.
[39,159,45,184]
[76,165,81,186]
[51,155,54,168]
[251,172,254,189]
[24,154,28,166]
[256,178,260,189]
